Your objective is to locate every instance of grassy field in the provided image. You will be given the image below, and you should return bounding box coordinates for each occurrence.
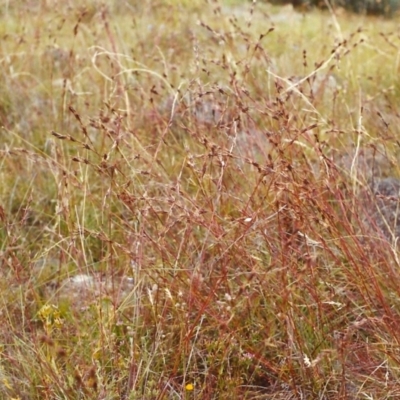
[1,1,400,398]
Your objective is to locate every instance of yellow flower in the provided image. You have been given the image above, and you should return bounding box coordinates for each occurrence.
[38,304,63,330]
[185,383,194,391]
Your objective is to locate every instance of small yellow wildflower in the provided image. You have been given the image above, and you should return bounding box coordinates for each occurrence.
[185,383,194,391]
[38,304,63,330]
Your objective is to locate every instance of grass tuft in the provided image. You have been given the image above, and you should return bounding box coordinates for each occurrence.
[1,1,400,398]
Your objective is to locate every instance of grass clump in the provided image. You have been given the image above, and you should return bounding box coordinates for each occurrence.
[1,1,400,399]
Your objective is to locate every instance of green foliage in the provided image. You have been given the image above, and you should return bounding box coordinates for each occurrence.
[338,0,400,14]
[269,0,400,15]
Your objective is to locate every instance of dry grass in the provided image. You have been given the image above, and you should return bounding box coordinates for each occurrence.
[1,1,400,399]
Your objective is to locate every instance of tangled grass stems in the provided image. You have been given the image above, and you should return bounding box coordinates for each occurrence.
[1,1,400,399]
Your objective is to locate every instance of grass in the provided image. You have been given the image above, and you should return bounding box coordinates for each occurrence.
[1,0,400,398]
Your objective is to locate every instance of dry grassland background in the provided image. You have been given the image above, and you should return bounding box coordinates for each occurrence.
[1,1,400,398]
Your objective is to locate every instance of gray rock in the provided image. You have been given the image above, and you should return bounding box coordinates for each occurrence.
[368,177,400,240]
[44,273,135,311]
